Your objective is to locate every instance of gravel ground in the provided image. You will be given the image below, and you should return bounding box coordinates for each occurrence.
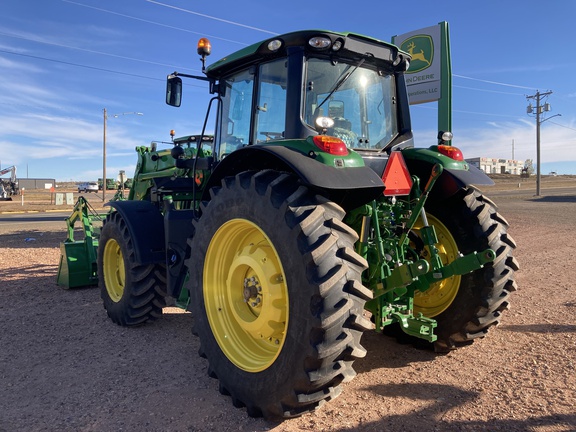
[1,186,575,432]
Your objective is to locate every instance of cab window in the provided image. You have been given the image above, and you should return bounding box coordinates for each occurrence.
[218,68,254,158]
[254,59,287,143]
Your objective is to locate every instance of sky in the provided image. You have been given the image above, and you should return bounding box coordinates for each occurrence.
[1,0,575,182]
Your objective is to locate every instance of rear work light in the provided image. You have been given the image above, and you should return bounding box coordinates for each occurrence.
[312,135,348,156]
[437,145,464,161]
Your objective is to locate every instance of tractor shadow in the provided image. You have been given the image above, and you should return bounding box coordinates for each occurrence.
[501,323,576,334]
[331,382,576,432]
[528,195,576,203]
[355,328,437,373]
[347,331,576,431]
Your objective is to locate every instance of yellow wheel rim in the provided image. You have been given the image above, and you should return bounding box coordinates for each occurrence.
[413,214,461,317]
[204,219,288,373]
[103,238,126,303]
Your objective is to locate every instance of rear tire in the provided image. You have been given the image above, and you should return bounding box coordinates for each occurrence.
[415,186,519,351]
[98,212,167,326]
[186,170,372,420]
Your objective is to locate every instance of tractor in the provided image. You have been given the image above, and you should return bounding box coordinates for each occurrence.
[94,30,518,420]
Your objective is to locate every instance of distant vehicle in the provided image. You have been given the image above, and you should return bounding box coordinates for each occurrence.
[0,165,18,200]
[78,182,99,193]
[98,178,117,190]
[549,171,558,176]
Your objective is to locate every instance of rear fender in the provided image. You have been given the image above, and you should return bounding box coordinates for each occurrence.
[401,147,494,200]
[105,201,165,265]
[205,145,384,210]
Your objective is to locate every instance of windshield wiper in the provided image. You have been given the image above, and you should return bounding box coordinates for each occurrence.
[316,58,366,111]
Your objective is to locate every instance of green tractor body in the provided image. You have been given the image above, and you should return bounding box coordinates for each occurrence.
[68,30,518,420]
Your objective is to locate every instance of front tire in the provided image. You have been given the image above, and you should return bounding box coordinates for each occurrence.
[98,212,167,326]
[187,170,372,420]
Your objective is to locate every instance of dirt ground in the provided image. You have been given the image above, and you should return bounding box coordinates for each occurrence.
[1,179,575,431]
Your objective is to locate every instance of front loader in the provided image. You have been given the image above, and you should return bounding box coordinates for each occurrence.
[93,30,518,420]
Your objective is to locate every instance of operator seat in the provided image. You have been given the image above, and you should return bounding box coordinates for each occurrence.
[328,102,356,147]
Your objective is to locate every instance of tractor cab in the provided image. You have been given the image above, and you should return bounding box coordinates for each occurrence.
[167,31,415,165]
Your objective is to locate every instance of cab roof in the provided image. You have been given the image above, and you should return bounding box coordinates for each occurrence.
[205,29,407,79]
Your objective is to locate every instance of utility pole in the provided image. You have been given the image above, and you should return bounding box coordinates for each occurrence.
[102,109,143,202]
[526,90,559,197]
[103,108,107,202]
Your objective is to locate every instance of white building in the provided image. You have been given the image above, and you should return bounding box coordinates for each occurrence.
[466,157,524,175]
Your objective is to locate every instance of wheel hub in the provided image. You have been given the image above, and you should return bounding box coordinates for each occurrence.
[243,276,262,306]
[204,218,289,372]
[413,214,461,317]
[102,238,125,303]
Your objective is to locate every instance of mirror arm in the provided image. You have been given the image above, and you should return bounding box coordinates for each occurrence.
[170,71,212,82]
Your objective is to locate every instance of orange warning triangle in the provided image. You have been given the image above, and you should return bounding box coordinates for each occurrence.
[382,151,413,196]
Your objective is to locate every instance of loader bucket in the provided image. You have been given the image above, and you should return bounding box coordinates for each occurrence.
[57,241,99,289]
[57,196,104,289]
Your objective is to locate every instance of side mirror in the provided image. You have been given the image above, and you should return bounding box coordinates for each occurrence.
[166,75,182,107]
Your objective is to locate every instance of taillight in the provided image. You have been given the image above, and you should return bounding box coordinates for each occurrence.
[382,151,413,196]
[312,135,348,156]
[437,145,463,161]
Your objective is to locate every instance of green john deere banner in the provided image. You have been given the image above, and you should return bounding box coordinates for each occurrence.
[392,22,452,135]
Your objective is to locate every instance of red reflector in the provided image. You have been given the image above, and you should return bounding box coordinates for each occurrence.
[312,135,348,156]
[382,151,413,196]
[437,145,463,161]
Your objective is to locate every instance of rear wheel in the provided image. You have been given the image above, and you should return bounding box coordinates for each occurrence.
[412,213,461,318]
[187,170,372,419]
[414,186,519,351]
[98,212,167,326]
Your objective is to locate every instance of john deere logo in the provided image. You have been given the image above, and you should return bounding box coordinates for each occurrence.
[401,35,433,74]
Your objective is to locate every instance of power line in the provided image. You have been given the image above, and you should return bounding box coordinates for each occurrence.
[145,0,278,35]
[412,104,521,119]
[0,31,195,72]
[453,74,538,90]
[7,3,566,126]
[453,84,525,96]
[0,49,209,93]
[1,26,543,98]
[61,1,547,96]
[0,48,161,81]
[548,121,576,132]
[62,0,248,45]
[453,109,521,119]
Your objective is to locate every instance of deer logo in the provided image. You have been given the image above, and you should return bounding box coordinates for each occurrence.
[400,35,434,73]
[406,42,430,67]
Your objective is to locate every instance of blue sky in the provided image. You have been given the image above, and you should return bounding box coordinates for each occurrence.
[1,0,575,182]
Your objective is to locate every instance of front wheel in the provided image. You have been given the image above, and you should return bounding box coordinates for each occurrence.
[186,170,372,420]
[98,212,167,326]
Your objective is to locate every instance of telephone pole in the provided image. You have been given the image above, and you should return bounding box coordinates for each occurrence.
[102,109,143,202]
[526,90,559,196]
[103,108,107,202]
